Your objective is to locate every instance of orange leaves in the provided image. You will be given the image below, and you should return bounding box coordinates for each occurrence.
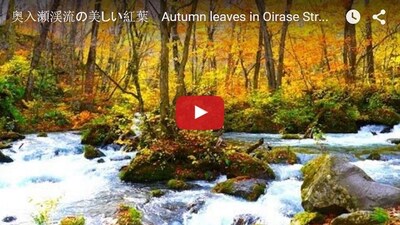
[71,111,95,129]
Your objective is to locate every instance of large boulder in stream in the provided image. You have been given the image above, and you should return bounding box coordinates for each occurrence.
[0,151,13,163]
[301,154,400,214]
[119,138,275,183]
[213,177,266,201]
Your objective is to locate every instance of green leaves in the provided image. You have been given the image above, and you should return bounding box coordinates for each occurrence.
[0,75,25,127]
[371,207,390,224]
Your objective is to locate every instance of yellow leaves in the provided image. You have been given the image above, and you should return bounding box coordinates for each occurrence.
[0,55,30,77]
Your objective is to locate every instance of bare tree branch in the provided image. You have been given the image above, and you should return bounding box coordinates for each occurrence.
[95,63,139,100]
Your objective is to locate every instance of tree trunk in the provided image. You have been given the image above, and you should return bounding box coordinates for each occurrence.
[68,0,82,84]
[191,22,198,85]
[175,0,198,99]
[171,2,181,81]
[276,0,292,88]
[84,0,101,94]
[159,0,171,133]
[365,0,375,83]
[343,0,357,83]
[253,25,262,90]
[255,0,276,92]
[0,0,15,64]
[25,0,61,100]
[320,24,331,72]
[207,0,217,70]
[126,6,145,113]
[224,21,236,90]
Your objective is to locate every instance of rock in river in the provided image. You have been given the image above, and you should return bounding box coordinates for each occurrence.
[231,214,261,225]
[387,138,400,145]
[2,216,17,223]
[0,142,11,149]
[119,138,275,183]
[256,147,298,165]
[0,151,13,163]
[366,152,381,160]
[110,155,132,161]
[0,132,25,141]
[290,212,324,225]
[330,211,380,225]
[213,176,266,201]
[83,145,105,160]
[167,179,190,190]
[301,154,400,214]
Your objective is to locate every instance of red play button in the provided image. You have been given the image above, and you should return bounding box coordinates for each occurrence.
[176,96,224,130]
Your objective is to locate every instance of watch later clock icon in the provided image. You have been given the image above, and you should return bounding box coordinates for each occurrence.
[346,9,361,24]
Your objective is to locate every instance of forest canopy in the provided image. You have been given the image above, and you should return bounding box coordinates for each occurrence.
[0,0,399,135]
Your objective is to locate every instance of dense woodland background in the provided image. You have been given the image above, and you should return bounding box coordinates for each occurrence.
[0,0,400,136]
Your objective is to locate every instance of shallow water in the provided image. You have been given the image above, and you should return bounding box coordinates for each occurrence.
[224,124,400,149]
[0,124,399,225]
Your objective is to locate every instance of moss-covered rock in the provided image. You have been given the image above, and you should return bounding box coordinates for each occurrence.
[330,211,380,225]
[363,107,400,127]
[290,212,324,225]
[258,147,298,164]
[116,130,139,152]
[83,145,105,160]
[224,152,275,180]
[0,142,11,149]
[366,152,381,160]
[59,216,85,225]
[150,189,165,197]
[213,177,266,201]
[301,154,400,215]
[81,123,118,146]
[37,132,48,137]
[281,134,303,140]
[120,137,275,183]
[119,151,176,182]
[0,151,13,163]
[354,146,400,159]
[167,179,190,190]
[320,108,359,133]
[116,205,142,225]
[0,132,25,141]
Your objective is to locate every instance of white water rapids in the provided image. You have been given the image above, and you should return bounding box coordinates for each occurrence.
[0,124,399,225]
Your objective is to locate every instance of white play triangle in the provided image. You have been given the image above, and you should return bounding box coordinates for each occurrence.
[194,105,208,119]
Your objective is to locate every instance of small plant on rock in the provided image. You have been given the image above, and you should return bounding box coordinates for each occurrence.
[30,198,60,225]
[371,207,390,224]
[116,204,142,225]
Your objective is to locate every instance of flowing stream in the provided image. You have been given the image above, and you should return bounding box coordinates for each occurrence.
[0,125,400,225]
